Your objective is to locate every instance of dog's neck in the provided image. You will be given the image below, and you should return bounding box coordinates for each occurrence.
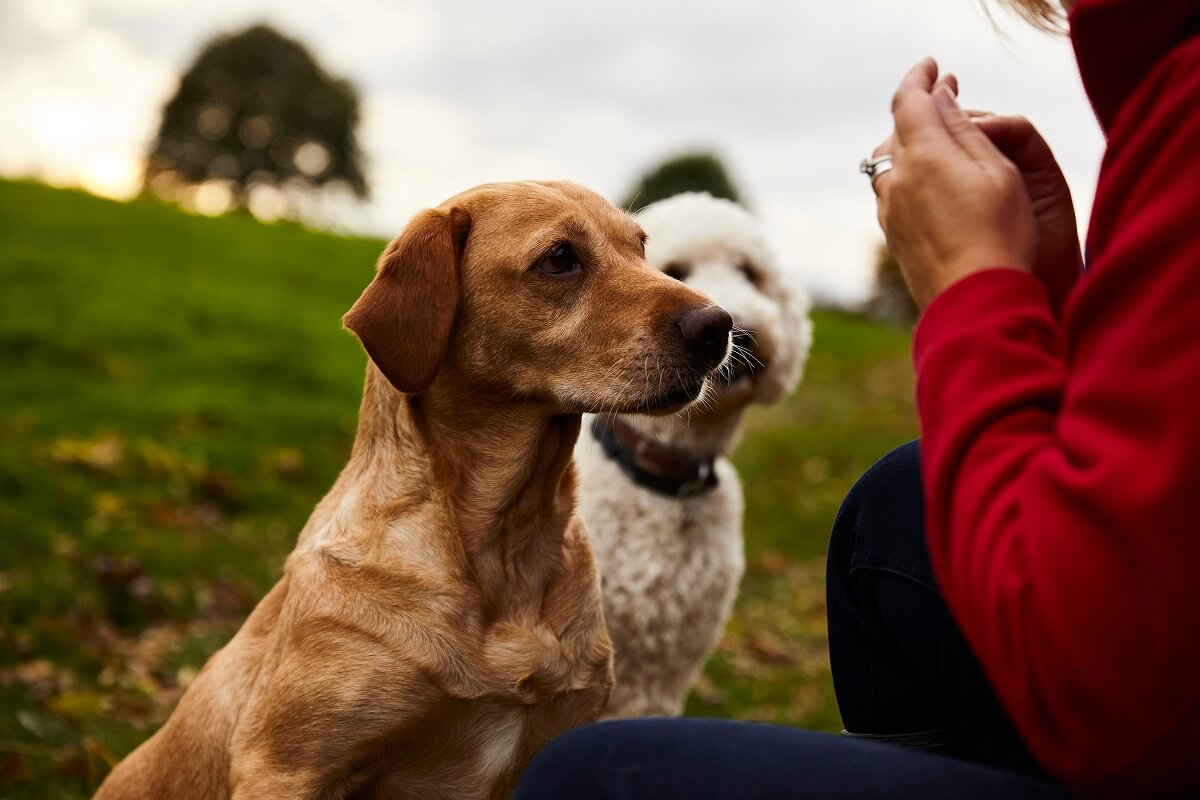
[619,401,748,462]
[350,365,581,605]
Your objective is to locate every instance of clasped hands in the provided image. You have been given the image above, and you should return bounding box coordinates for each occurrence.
[870,58,1083,312]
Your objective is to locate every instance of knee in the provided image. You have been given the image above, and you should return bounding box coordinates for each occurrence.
[846,440,922,518]
[515,721,632,800]
[828,441,924,572]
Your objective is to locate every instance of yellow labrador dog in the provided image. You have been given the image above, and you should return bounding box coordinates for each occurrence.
[95,181,733,800]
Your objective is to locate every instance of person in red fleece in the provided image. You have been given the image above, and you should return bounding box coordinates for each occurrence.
[516,0,1199,797]
[859,0,1200,793]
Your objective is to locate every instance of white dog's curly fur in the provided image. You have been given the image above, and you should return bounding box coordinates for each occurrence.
[576,192,813,718]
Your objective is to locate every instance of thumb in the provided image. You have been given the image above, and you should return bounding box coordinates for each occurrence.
[971,114,1059,175]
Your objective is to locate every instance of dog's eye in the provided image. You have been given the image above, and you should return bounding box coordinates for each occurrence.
[663,263,690,282]
[537,243,582,276]
[738,261,764,289]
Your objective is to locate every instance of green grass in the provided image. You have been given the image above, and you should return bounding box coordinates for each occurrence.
[0,179,918,797]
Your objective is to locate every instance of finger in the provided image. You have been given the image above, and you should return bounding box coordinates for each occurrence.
[970,114,1056,170]
[934,72,959,98]
[872,134,895,159]
[871,165,895,197]
[874,163,892,213]
[970,113,1035,146]
[893,90,951,148]
[891,58,941,146]
[933,85,1002,162]
[867,138,896,197]
[892,57,938,114]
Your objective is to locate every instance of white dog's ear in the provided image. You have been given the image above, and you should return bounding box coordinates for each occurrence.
[758,271,813,405]
[344,207,471,394]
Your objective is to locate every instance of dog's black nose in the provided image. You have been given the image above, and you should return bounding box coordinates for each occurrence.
[677,304,733,370]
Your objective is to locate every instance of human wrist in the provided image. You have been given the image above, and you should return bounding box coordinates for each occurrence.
[916,252,1031,309]
[914,267,1050,364]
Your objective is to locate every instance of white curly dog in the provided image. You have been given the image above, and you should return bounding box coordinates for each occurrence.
[576,192,813,718]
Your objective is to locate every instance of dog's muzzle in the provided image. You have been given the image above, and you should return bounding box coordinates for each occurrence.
[729,327,758,382]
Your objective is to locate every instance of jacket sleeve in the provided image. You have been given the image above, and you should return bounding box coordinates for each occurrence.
[912,47,1200,792]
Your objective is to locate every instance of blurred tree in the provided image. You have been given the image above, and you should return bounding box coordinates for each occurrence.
[863,242,918,324]
[622,152,741,212]
[144,24,367,212]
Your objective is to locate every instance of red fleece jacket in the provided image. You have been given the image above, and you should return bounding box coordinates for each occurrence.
[912,0,1200,793]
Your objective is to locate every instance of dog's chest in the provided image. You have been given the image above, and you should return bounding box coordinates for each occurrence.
[369,694,585,800]
[580,452,744,593]
[460,702,526,797]
[362,705,522,800]
[374,594,609,797]
[398,685,600,800]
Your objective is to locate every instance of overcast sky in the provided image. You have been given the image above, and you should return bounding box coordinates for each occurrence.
[0,0,1104,304]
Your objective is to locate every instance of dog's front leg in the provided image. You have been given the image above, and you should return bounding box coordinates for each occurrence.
[229,702,395,800]
[229,615,438,799]
[230,757,336,800]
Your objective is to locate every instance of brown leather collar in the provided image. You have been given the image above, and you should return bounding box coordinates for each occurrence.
[591,414,718,498]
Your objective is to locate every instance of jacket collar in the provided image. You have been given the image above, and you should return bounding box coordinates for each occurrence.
[1071,0,1200,133]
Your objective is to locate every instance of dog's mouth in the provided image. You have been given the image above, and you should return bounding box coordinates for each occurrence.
[713,328,765,396]
[627,379,708,415]
[722,357,757,387]
[715,352,768,396]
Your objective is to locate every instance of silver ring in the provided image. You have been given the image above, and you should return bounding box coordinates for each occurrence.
[859,155,893,187]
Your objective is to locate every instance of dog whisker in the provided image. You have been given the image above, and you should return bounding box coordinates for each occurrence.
[742,350,766,369]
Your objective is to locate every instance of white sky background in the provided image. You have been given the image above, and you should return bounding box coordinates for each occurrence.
[0,0,1105,305]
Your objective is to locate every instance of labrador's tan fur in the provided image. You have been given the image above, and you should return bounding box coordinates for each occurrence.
[95,181,728,800]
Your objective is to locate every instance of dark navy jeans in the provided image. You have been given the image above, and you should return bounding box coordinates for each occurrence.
[514,442,1070,799]
[826,440,1046,774]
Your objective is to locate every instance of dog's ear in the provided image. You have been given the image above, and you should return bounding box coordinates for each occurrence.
[343,207,471,394]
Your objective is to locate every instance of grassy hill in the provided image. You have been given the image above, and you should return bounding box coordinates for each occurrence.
[0,179,917,796]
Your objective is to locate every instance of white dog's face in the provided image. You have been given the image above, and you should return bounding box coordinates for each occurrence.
[636,193,812,413]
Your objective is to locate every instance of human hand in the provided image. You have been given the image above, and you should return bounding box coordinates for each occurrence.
[871,59,1036,309]
[968,112,1083,313]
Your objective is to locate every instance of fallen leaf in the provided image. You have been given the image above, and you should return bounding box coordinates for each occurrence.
[271,447,305,476]
[47,434,125,472]
[48,690,110,720]
[745,630,797,665]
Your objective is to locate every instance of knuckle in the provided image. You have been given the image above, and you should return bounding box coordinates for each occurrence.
[905,145,932,166]
[998,161,1023,183]
[950,113,975,132]
[994,164,1027,196]
[1011,116,1035,136]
